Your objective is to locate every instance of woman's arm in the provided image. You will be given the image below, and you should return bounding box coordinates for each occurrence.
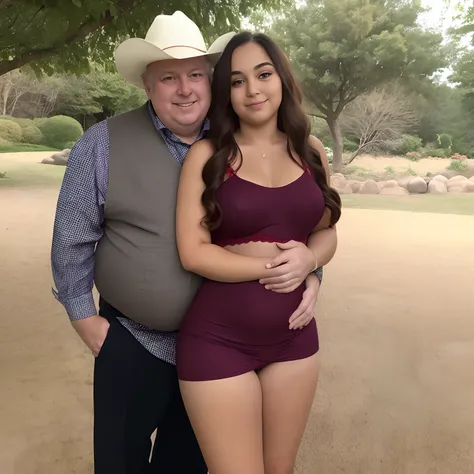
[176,140,268,282]
[306,135,338,267]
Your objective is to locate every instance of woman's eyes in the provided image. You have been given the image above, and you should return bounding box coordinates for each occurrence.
[232,72,273,87]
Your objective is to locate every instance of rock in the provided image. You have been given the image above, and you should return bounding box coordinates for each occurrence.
[428,180,447,194]
[470,176,474,183]
[330,174,347,188]
[407,177,428,194]
[448,175,468,184]
[423,176,432,184]
[432,175,448,183]
[348,180,361,193]
[380,180,399,189]
[380,185,409,195]
[53,154,68,166]
[359,180,380,194]
[41,157,55,165]
[448,180,474,193]
[397,176,414,189]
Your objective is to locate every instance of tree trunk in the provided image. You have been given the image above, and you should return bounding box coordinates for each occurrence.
[327,115,343,173]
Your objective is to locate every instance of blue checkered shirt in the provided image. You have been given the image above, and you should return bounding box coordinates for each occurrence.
[51,101,209,365]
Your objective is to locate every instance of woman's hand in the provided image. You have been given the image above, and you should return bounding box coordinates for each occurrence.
[259,240,317,293]
[288,273,320,330]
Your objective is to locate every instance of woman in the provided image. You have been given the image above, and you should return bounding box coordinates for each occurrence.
[175,32,342,474]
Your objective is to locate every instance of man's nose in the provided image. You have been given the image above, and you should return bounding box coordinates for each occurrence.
[177,77,192,96]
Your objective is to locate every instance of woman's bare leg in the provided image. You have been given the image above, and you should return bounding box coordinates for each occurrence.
[179,371,265,474]
[259,354,321,474]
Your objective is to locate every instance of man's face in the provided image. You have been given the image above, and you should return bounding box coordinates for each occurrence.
[142,56,211,142]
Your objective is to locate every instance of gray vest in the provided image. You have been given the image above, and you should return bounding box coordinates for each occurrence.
[94,104,202,331]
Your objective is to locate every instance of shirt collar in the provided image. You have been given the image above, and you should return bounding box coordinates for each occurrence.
[147,100,210,142]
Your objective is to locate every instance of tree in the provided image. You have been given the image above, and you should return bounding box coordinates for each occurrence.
[270,0,448,171]
[450,49,474,113]
[0,0,286,77]
[340,83,419,162]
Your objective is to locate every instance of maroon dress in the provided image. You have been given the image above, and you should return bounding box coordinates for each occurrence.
[176,164,326,381]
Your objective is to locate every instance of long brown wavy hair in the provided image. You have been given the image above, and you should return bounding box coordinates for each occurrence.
[201,31,342,231]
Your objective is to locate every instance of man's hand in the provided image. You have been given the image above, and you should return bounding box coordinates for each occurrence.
[71,315,110,357]
[259,240,317,293]
[289,273,320,330]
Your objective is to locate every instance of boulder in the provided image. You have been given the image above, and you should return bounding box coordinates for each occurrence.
[359,179,380,194]
[448,175,468,184]
[330,174,352,194]
[428,180,447,194]
[348,180,362,193]
[397,176,414,189]
[41,157,55,165]
[380,185,409,195]
[448,180,474,193]
[431,174,448,183]
[470,176,474,183]
[380,180,399,189]
[407,177,428,194]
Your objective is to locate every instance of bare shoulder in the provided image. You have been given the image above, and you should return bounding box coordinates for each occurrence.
[185,139,215,165]
[309,135,325,157]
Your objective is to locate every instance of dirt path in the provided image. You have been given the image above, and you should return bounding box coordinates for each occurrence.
[1,187,473,473]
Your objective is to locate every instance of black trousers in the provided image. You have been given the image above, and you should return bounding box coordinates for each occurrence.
[94,299,206,474]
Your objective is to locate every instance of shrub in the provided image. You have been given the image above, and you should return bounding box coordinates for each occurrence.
[447,159,468,172]
[406,151,421,162]
[37,115,83,149]
[343,137,359,152]
[387,134,422,155]
[437,133,453,150]
[424,148,449,158]
[21,125,43,144]
[0,120,22,142]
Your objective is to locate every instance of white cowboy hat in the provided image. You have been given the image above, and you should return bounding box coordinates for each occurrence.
[115,11,235,88]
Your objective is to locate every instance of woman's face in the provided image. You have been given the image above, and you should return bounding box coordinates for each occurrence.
[229,41,282,126]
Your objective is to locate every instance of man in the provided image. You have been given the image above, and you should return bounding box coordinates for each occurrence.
[51,11,338,474]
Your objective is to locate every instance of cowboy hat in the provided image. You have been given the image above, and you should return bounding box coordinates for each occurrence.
[115,11,235,88]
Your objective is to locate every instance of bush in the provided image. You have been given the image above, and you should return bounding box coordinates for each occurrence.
[437,133,453,150]
[0,137,11,146]
[447,159,468,172]
[406,151,421,161]
[424,148,449,158]
[343,137,359,152]
[0,120,22,142]
[21,125,43,144]
[37,115,83,149]
[388,134,423,155]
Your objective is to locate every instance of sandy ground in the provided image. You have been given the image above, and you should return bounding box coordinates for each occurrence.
[1,177,474,473]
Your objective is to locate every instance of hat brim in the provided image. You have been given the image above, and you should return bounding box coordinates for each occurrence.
[115,32,235,89]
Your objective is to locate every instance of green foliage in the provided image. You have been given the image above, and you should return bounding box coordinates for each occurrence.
[37,115,83,149]
[385,166,395,174]
[424,148,449,158]
[447,159,468,172]
[0,0,287,76]
[0,172,6,178]
[450,49,474,115]
[343,137,359,152]
[437,133,453,150]
[269,0,447,171]
[0,120,22,142]
[21,125,44,144]
[387,134,423,155]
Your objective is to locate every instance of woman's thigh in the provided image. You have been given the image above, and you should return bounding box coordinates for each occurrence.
[259,353,321,474]
[179,371,265,474]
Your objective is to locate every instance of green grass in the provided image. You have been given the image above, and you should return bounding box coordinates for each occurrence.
[0,157,65,188]
[0,143,60,153]
[342,194,474,216]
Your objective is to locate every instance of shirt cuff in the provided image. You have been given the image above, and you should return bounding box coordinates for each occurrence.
[314,266,323,283]
[53,289,97,321]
